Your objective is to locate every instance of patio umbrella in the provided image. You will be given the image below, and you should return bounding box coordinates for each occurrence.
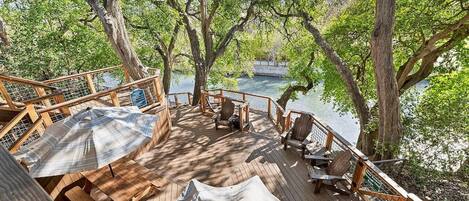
[14,106,158,178]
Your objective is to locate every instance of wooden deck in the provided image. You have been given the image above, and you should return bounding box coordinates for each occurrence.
[134,106,357,201]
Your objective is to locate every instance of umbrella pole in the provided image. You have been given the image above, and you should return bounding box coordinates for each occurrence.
[108,164,115,178]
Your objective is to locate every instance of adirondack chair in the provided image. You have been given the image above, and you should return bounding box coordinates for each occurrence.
[213,98,235,130]
[280,113,314,159]
[307,150,352,194]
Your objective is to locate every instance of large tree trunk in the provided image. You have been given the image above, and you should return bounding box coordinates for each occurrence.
[87,0,148,80]
[162,57,173,94]
[371,0,402,160]
[0,17,10,47]
[193,64,207,105]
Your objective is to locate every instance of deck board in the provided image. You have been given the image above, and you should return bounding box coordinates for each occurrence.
[136,106,357,201]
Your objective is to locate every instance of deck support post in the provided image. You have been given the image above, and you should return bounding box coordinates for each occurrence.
[34,87,52,107]
[110,91,120,107]
[351,158,367,192]
[53,94,71,116]
[325,131,334,151]
[187,93,192,105]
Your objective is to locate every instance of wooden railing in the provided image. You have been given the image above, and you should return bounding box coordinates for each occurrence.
[166,92,193,107]
[1,74,167,151]
[0,65,163,150]
[0,74,65,110]
[198,88,421,201]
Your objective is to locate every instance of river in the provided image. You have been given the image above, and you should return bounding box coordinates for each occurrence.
[169,74,361,144]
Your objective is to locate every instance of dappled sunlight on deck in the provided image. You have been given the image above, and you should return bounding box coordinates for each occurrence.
[136,106,357,201]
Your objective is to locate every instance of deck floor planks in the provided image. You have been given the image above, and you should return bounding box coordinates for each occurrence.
[133,106,356,201]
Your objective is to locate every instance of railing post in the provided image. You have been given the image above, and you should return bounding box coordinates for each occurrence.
[187,93,192,105]
[245,104,249,125]
[200,92,206,113]
[242,93,246,102]
[0,80,16,109]
[175,95,179,107]
[286,112,291,130]
[110,91,120,106]
[239,105,244,131]
[351,158,367,192]
[53,94,71,116]
[325,131,334,151]
[276,107,281,126]
[85,74,97,94]
[267,99,271,119]
[40,112,53,127]
[25,104,45,134]
[153,77,166,105]
[123,67,131,83]
[34,87,52,107]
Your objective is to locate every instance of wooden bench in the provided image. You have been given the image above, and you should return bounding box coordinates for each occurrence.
[65,186,94,201]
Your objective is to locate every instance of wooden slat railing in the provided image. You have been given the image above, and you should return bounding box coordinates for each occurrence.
[166,92,193,107]
[200,88,420,201]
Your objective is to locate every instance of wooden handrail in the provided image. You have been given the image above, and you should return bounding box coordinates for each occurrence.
[167,92,193,96]
[0,74,56,90]
[38,75,158,114]
[43,65,120,83]
[22,90,65,105]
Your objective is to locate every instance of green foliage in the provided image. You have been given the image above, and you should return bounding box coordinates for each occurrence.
[401,69,469,173]
[123,0,190,71]
[0,0,118,80]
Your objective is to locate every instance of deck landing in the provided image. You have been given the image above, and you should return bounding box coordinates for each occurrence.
[135,106,356,201]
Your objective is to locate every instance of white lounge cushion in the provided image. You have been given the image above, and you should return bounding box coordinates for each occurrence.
[177,176,279,201]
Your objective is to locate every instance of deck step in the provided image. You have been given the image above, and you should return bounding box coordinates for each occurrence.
[65,186,94,201]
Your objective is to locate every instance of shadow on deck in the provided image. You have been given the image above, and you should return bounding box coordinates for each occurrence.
[136,106,358,201]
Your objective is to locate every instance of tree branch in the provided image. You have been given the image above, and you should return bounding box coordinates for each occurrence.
[299,10,370,127]
[396,13,469,89]
[211,1,256,67]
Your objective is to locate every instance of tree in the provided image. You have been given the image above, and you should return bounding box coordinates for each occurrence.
[87,0,148,80]
[0,16,10,46]
[370,0,401,159]
[124,0,188,94]
[0,0,118,80]
[167,0,257,105]
[270,0,468,159]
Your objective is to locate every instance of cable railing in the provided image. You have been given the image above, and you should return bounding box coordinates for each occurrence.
[0,65,163,150]
[198,88,421,201]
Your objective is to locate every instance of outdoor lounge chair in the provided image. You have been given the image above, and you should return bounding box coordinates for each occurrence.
[307,150,352,194]
[213,98,235,130]
[280,113,314,158]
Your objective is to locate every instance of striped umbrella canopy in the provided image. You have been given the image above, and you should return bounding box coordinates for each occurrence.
[14,106,158,178]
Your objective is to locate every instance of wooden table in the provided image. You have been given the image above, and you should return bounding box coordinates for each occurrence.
[0,146,52,201]
[81,159,172,201]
